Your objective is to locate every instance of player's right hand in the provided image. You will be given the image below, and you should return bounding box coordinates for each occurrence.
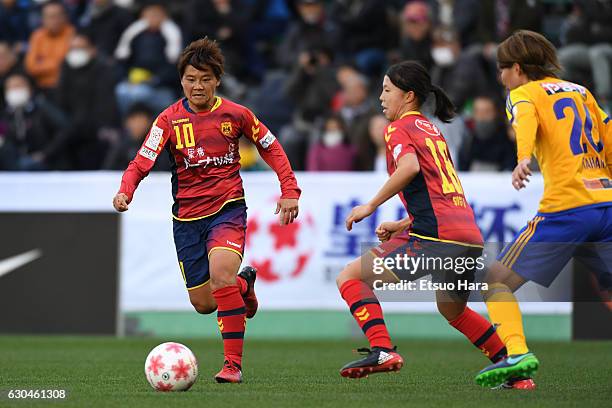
[376,221,405,242]
[113,193,130,212]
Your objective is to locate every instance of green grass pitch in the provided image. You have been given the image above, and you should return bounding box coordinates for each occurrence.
[1,336,610,408]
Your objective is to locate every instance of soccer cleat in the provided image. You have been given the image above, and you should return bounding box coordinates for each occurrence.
[475,352,539,388]
[496,377,536,390]
[340,347,404,379]
[214,360,243,383]
[238,266,258,319]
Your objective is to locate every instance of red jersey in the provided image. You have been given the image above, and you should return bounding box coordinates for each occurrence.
[119,97,301,220]
[385,111,483,246]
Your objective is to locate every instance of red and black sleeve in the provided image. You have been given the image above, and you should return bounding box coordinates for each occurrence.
[243,109,301,199]
[118,113,171,202]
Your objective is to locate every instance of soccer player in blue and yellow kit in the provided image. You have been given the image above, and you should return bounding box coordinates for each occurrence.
[475,30,612,388]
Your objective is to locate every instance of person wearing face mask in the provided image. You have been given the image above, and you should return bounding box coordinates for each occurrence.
[0,72,65,170]
[48,31,119,170]
[306,114,356,171]
[459,95,515,171]
[430,27,496,111]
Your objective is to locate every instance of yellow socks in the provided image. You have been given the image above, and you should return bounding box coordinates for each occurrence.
[484,283,529,355]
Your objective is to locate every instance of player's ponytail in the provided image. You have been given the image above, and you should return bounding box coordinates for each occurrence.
[386,61,456,123]
[430,84,455,123]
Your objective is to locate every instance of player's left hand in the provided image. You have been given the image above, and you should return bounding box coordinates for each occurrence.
[512,158,532,190]
[275,198,299,225]
[345,204,375,231]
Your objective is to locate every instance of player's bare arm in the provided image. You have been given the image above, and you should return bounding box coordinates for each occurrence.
[345,153,419,231]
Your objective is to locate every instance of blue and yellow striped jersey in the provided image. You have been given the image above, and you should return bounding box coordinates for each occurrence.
[506,77,612,213]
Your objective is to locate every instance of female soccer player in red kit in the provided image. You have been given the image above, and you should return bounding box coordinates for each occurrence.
[112,38,301,383]
[336,61,534,389]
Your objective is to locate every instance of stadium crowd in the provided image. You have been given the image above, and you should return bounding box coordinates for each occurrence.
[0,0,610,171]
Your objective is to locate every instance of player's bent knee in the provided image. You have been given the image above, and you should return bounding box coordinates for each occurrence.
[336,261,360,288]
[210,275,237,291]
[436,299,465,321]
[191,299,217,314]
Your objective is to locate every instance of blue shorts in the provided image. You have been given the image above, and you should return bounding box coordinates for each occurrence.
[173,200,247,290]
[497,203,612,288]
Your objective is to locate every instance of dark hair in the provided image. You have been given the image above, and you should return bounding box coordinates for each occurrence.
[177,37,225,79]
[497,30,561,80]
[386,61,455,123]
[126,102,154,118]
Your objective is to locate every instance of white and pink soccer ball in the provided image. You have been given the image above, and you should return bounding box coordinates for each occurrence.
[144,342,198,391]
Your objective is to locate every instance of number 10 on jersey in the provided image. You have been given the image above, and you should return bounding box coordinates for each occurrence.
[174,123,195,149]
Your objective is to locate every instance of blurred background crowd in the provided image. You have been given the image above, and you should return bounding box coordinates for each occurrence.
[0,0,610,172]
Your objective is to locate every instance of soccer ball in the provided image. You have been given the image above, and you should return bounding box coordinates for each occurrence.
[144,342,198,391]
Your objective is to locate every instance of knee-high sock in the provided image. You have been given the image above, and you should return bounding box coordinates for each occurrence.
[449,306,507,362]
[485,283,529,355]
[236,276,248,296]
[212,285,246,366]
[340,279,393,350]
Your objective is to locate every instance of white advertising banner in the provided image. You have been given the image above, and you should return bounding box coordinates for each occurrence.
[0,172,569,314]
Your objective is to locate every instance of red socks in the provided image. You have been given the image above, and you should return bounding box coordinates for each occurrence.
[236,275,248,296]
[449,306,507,362]
[212,285,246,367]
[340,279,393,350]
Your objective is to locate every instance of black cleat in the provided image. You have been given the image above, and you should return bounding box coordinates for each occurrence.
[340,347,404,379]
[238,266,258,318]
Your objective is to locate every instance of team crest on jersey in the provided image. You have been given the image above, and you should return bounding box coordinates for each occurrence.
[221,121,233,136]
[415,119,440,136]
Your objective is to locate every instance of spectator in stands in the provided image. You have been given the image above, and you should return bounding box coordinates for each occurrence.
[330,0,390,76]
[459,95,515,171]
[114,1,181,113]
[281,45,339,169]
[335,66,377,170]
[0,72,65,170]
[103,102,171,171]
[183,0,248,80]
[79,0,134,59]
[306,114,356,171]
[559,0,612,109]
[430,27,497,111]
[0,0,31,52]
[428,0,480,48]
[245,0,292,81]
[0,41,22,110]
[285,45,338,125]
[476,0,543,46]
[24,0,75,91]
[368,113,388,173]
[51,31,119,170]
[394,1,434,70]
[277,0,339,70]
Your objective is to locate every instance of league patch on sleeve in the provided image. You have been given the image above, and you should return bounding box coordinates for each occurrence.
[393,144,402,161]
[139,146,158,161]
[259,130,276,149]
[145,125,164,151]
